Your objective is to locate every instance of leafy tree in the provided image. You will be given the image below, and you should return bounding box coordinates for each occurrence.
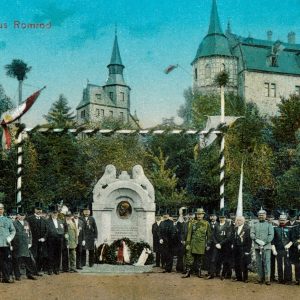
[44,94,75,128]
[0,84,14,116]
[146,149,187,207]
[5,59,31,104]
[272,94,300,146]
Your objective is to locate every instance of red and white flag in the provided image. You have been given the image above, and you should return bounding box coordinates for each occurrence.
[1,86,45,149]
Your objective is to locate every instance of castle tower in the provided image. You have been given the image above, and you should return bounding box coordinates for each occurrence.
[103,32,131,119]
[192,0,238,94]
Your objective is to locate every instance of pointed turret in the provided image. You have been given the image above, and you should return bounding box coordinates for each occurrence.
[208,0,223,35]
[106,32,126,85]
[192,0,232,62]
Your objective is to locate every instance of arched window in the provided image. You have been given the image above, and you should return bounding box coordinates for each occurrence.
[221,63,226,71]
[205,64,211,79]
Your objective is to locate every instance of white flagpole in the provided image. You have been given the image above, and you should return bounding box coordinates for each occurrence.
[236,160,244,217]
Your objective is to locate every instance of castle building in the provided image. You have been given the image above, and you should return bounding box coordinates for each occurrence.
[76,33,139,127]
[192,0,300,116]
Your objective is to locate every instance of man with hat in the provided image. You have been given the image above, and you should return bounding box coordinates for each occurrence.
[26,203,48,276]
[272,213,293,284]
[11,210,37,281]
[152,215,162,268]
[46,206,65,275]
[183,208,211,278]
[286,209,298,227]
[250,208,274,285]
[82,207,98,267]
[158,213,177,273]
[0,203,16,283]
[73,210,85,270]
[65,211,78,272]
[207,211,232,279]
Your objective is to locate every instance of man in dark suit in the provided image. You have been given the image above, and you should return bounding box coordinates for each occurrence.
[207,212,232,279]
[11,212,37,281]
[82,208,98,267]
[73,211,85,269]
[26,204,48,275]
[232,216,252,282]
[47,208,65,275]
[158,214,177,273]
[152,216,161,267]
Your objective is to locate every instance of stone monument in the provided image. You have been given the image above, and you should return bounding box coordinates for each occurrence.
[92,165,156,247]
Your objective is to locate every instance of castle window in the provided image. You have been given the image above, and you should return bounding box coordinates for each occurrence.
[109,110,113,117]
[221,63,226,71]
[81,110,86,119]
[295,86,300,95]
[120,92,125,101]
[101,109,104,117]
[270,55,278,67]
[96,93,101,100]
[120,112,124,121]
[270,83,276,97]
[109,92,113,101]
[194,68,198,80]
[96,109,100,117]
[205,64,211,79]
[264,83,270,97]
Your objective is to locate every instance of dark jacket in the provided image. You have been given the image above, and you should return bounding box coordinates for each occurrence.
[273,225,293,252]
[212,221,232,248]
[12,220,32,258]
[159,219,177,247]
[152,222,160,252]
[26,214,48,244]
[82,216,98,250]
[47,217,65,239]
[233,224,252,253]
[74,218,85,245]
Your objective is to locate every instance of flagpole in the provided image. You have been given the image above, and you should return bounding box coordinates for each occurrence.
[16,130,23,207]
[220,85,225,211]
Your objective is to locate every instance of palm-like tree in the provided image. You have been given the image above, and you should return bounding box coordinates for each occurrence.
[5,59,32,105]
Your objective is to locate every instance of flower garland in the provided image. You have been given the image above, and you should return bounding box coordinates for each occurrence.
[103,237,154,265]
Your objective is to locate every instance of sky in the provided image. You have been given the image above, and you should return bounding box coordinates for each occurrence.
[0,0,299,128]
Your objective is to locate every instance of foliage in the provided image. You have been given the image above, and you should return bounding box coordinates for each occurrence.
[5,59,31,81]
[0,85,14,116]
[44,94,76,128]
[272,94,300,146]
[105,238,153,265]
[214,70,229,87]
[146,149,187,207]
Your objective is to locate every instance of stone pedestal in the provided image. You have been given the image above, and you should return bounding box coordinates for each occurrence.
[92,165,155,247]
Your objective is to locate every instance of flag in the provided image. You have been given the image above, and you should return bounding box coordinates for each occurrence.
[199,115,241,149]
[164,64,178,74]
[1,86,45,149]
[236,160,244,217]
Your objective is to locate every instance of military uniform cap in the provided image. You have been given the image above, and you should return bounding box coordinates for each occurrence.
[196,208,205,215]
[258,207,266,215]
[279,213,287,220]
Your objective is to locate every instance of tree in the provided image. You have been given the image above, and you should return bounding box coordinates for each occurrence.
[146,149,187,208]
[272,94,300,146]
[5,59,31,104]
[0,84,14,116]
[44,94,75,128]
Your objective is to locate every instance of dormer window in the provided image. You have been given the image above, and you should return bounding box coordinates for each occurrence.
[269,55,278,67]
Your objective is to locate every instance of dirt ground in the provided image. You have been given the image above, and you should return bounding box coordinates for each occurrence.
[0,269,298,300]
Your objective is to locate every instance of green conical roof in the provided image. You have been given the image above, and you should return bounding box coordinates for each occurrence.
[208,0,223,35]
[109,34,123,66]
[192,0,232,62]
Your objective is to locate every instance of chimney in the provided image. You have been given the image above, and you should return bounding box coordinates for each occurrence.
[288,32,296,44]
[267,30,273,41]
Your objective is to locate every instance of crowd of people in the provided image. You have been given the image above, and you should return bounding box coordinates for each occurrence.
[152,207,300,285]
[0,203,98,283]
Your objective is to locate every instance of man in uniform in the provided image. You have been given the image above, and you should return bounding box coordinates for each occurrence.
[272,213,293,284]
[206,211,218,277]
[250,208,274,285]
[290,218,300,284]
[82,207,98,267]
[0,203,16,283]
[26,203,48,276]
[183,208,211,278]
[232,216,252,282]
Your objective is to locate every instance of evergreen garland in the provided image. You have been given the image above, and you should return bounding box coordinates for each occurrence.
[104,237,154,265]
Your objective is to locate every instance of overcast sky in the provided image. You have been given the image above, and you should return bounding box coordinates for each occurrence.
[0,0,299,128]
